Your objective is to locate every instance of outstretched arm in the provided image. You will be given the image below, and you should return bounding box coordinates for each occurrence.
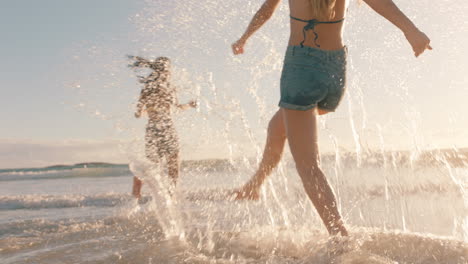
[177,100,197,110]
[363,0,432,57]
[232,0,282,55]
[172,86,197,111]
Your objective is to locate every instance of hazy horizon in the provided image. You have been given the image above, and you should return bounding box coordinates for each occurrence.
[2,143,468,170]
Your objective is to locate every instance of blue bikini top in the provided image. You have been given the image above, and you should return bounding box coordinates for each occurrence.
[290,15,345,48]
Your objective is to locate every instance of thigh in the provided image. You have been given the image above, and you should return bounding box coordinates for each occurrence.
[268,109,286,139]
[281,108,319,167]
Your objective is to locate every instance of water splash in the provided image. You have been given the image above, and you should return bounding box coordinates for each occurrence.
[48,0,468,262]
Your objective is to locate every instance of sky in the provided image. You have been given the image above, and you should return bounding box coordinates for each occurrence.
[1,0,467,169]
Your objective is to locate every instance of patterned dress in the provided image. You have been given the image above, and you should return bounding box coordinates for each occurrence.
[137,70,179,162]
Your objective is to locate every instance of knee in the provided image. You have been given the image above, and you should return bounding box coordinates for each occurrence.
[294,158,319,172]
[295,163,321,185]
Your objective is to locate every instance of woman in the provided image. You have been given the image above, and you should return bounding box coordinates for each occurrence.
[231,0,431,236]
[129,56,197,199]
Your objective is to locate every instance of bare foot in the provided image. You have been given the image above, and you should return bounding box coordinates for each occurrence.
[231,185,260,200]
[132,190,141,200]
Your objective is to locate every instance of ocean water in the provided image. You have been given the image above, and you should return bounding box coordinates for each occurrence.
[1,157,467,264]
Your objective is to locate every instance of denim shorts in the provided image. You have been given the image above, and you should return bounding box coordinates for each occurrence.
[279,45,347,111]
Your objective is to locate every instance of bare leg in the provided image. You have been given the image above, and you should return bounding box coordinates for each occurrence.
[282,108,348,236]
[234,110,287,200]
[137,128,159,199]
[167,151,180,188]
[132,176,143,199]
[317,108,330,115]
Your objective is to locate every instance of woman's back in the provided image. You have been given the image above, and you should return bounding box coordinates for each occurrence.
[288,0,348,50]
[139,72,175,120]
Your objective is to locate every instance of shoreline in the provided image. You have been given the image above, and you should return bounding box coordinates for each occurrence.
[1,147,467,172]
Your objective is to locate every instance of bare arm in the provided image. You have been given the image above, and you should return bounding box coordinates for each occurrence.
[363,0,432,57]
[135,90,147,118]
[173,87,197,111]
[177,100,197,110]
[232,0,282,55]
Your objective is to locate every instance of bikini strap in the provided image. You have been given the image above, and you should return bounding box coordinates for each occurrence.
[290,15,345,48]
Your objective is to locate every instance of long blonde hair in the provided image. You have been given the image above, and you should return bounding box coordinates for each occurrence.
[309,0,337,20]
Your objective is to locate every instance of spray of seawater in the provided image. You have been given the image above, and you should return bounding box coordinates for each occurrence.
[51,0,468,263]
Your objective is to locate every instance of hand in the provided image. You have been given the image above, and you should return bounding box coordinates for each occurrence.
[189,100,198,108]
[232,39,246,55]
[404,28,432,57]
[231,182,260,201]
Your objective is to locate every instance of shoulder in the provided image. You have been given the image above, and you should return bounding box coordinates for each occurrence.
[265,0,282,5]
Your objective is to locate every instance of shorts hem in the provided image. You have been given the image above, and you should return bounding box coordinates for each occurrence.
[317,106,337,112]
[278,101,317,111]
